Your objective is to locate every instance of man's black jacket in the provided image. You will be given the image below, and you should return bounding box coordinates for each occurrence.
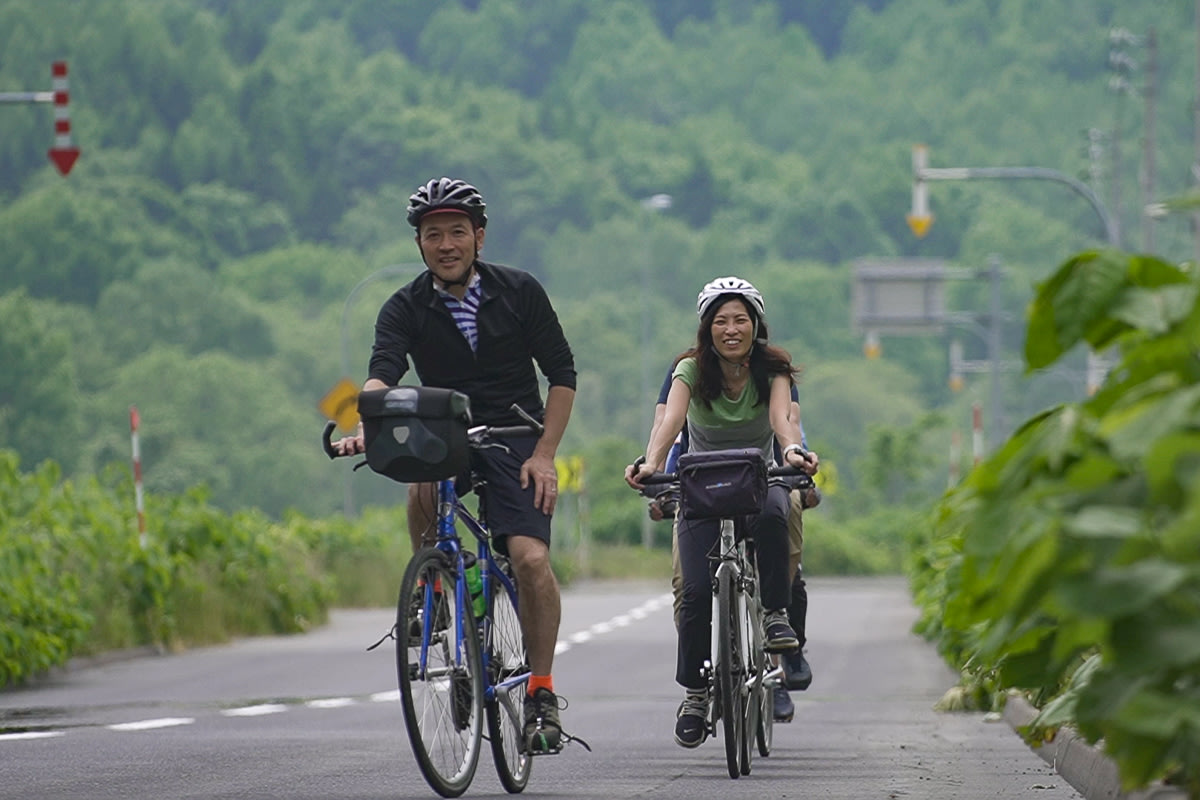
[368,260,576,426]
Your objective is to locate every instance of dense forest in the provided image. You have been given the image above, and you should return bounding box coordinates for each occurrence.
[1,0,1194,539]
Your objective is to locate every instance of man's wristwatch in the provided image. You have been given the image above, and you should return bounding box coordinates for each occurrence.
[782,443,806,460]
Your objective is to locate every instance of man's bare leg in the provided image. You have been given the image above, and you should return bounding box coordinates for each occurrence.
[504,534,560,676]
[407,482,438,553]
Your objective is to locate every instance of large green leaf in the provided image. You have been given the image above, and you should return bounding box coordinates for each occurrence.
[1100,383,1200,462]
[1110,285,1200,336]
[1061,506,1143,540]
[1144,432,1200,508]
[1026,250,1129,369]
[1112,609,1200,672]
[1056,560,1192,618]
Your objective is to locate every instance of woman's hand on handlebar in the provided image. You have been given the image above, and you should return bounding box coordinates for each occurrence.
[785,447,820,475]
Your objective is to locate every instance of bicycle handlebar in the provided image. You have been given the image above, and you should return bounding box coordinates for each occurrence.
[639,462,814,487]
[322,403,544,460]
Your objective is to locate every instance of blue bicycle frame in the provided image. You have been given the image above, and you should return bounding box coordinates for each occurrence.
[413,477,528,700]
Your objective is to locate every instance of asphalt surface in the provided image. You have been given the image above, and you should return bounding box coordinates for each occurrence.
[0,576,1101,799]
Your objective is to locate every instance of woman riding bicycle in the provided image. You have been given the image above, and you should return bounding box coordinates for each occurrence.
[624,276,818,749]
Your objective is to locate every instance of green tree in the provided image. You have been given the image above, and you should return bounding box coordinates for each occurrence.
[0,291,83,472]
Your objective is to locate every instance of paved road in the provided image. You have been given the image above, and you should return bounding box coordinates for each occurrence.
[0,576,1079,799]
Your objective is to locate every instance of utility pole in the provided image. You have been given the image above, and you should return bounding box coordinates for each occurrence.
[1108,28,1141,250]
[1194,1,1200,261]
[1141,28,1157,253]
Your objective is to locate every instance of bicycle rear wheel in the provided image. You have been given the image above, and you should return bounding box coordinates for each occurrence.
[484,558,532,793]
[715,564,743,779]
[397,548,484,798]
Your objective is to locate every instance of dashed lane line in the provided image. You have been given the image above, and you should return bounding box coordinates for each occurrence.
[3,592,672,743]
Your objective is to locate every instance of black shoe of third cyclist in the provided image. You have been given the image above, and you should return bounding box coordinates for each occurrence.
[783,649,813,690]
[763,609,800,653]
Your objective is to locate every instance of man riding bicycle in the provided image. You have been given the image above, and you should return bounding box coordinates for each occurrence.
[332,177,577,753]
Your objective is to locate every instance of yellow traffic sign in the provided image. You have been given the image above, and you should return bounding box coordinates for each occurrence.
[813,459,838,496]
[906,213,933,238]
[319,378,360,431]
[555,455,585,492]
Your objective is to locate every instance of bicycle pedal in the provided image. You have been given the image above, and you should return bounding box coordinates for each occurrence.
[524,732,564,756]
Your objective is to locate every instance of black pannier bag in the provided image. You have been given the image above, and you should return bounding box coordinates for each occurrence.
[357,386,472,483]
[676,448,768,520]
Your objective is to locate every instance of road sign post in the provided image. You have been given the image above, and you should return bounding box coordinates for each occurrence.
[853,256,1018,450]
[0,61,79,175]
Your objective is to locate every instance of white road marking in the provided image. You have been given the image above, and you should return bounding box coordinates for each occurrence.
[107,717,194,732]
[306,697,355,709]
[0,731,64,741]
[554,591,670,652]
[221,704,287,717]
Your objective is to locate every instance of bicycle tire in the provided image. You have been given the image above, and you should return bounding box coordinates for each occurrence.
[397,547,484,798]
[741,584,764,774]
[750,587,773,758]
[715,564,743,780]
[484,559,532,794]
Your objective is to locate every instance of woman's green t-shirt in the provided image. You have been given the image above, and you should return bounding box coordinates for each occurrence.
[672,357,774,460]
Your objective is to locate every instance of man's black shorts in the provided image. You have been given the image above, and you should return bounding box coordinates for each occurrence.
[457,434,551,556]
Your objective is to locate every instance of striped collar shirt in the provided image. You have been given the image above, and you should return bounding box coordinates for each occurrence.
[434,271,483,352]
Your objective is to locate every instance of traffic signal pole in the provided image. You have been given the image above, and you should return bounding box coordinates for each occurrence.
[907,145,1117,395]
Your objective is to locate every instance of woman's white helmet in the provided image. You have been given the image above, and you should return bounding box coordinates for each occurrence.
[696,276,766,321]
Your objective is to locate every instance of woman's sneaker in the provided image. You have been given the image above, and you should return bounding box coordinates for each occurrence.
[763,609,800,652]
[674,690,709,748]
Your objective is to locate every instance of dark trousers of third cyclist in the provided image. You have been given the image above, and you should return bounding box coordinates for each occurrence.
[675,483,792,690]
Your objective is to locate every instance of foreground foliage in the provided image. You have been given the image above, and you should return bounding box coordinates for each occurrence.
[0,454,341,688]
[910,250,1200,796]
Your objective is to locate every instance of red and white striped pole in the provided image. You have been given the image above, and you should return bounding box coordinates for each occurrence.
[48,61,79,176]
[949,429,961,487]
[972,403,984,466]
[130,406,146,548]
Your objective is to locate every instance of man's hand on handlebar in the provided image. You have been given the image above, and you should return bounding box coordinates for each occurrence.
[333,428,365,457]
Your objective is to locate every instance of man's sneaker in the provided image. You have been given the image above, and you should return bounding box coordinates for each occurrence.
[674,690,709,748]
[763,610,800,653]
[782,649,813,690]
[523,688,563,753]
[772,686,794,722]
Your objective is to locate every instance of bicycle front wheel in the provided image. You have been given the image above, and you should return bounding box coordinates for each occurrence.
[746,581,773,760]
[715,565,743,780]
[484,558,532,793]
[741,588,764,774]
[397,548,484,798]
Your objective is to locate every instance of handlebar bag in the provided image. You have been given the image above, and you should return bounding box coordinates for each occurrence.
[358,386,472,483]
[676,448,768,520]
